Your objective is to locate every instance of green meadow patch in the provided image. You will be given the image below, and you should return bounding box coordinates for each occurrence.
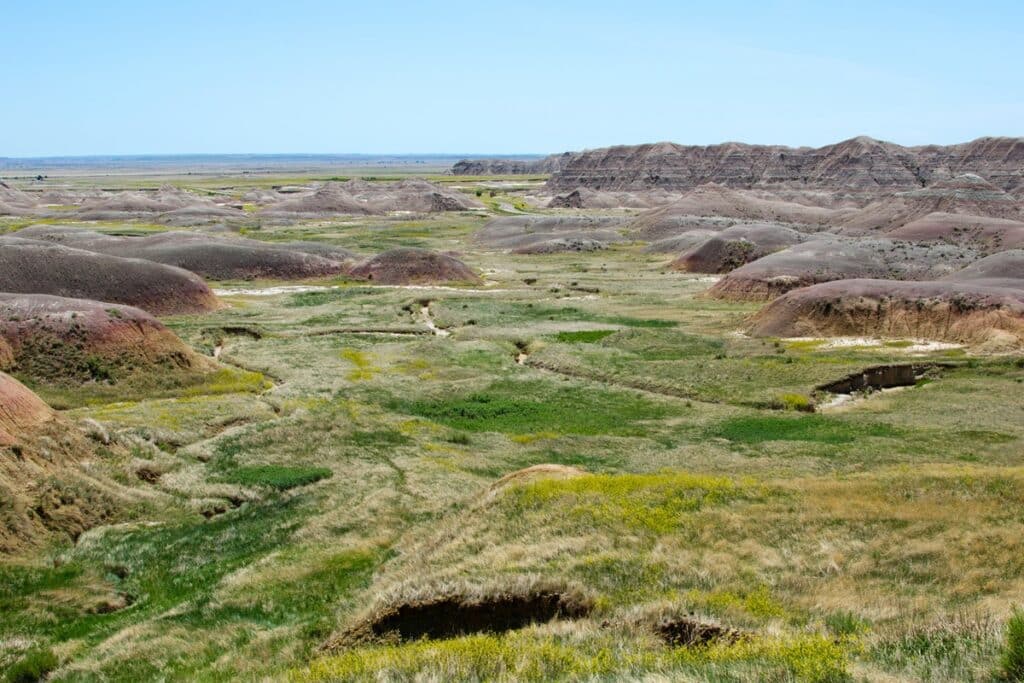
[709,414,901,445]
[218,465,333,490]
[389,379,670,436]
[554,330,616,344]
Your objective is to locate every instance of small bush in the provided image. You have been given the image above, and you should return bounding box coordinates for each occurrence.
[446,432,471,445]
[997,608,1024,681]
[825,611,869,637]
[778,393,812,412]
[5,648,58,683]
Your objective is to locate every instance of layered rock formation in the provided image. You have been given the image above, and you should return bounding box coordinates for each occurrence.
[707,237,977,301]
[546,136,1024,194]
[838,174,1023,235]
[628,185,843,241]
[669,223,804,274]
[748,250,1024,348]
[451,153,573,176]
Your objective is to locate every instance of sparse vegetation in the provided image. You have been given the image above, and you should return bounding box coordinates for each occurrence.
[3,170,1022,683]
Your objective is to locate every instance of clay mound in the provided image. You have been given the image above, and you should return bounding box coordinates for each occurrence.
[268,241,360,262]
[546,187,660,209]
[0,371,54,446]
[0,294,215,384]
[0,237,219,315]
[261,179,481,217]
[155,204,247,226]
[748,278,1024,347]
[943,249,1024,288]
[708,237,977,301]
[70,185,228,221]
[643,228,725,254]
[670,223,804,274]
[629,184,843,241]
[887,212,1024,252]
[349,248,480,285]
[0,181,37,213]
[840,174,1023,235]
[514,238,610,254]
[476,215,630,252]
[13,226,348,281]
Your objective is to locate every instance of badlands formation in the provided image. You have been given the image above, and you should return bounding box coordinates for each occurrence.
[2,138,1024,681]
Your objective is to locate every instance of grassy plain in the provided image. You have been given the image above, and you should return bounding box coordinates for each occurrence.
[2,175,1023,682]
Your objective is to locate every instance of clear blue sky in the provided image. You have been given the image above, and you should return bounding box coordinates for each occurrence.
[4,0,1022,156]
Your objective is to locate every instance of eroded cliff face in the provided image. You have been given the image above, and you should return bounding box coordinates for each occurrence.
[451,152,574,175]
[544,136,1024,193]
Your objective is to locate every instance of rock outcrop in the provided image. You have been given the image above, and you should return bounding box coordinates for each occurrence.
[629,184,843,241]
[475,216,630,253]
[670,223,804,273]
[259,179,481,218]
[707,237,977,301]
[451,153,574,176]
[546,136,1024,194]
[748,278,1024,348]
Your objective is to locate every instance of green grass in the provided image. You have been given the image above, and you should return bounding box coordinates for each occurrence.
[294,631,851,682]
[997,609,1024,681]
[554,330,616,343]
[389,379,669,436]
[4,648,58,683]
[218,465,333,490]
[708,414,901,445]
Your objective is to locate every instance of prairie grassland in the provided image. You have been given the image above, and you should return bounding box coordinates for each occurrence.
[2,189,1023,682]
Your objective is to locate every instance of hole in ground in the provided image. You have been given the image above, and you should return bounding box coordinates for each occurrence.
[815,363,952,395]
[361,591,591,643]
[656,617,743,647]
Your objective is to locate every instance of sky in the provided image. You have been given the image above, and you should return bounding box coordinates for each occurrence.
[3,0,1023,156]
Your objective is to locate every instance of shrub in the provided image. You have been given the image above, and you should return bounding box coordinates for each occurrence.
[778,393,812,412]
[996,608,1024,681]
[5,648,58,683]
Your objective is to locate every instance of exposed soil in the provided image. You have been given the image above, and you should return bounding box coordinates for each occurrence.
[343,590,592,644]
[656,617,743,647]
[0,294,216,384]
[13,227,349,281]
[748,278,1024,348]
[708,237,978,301]
[670,223,804,274]
[349,248,481,285]
[815,364,947,395]
[0,237,219,315]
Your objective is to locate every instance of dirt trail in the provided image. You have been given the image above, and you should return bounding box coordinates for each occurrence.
[420,304,449,337]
